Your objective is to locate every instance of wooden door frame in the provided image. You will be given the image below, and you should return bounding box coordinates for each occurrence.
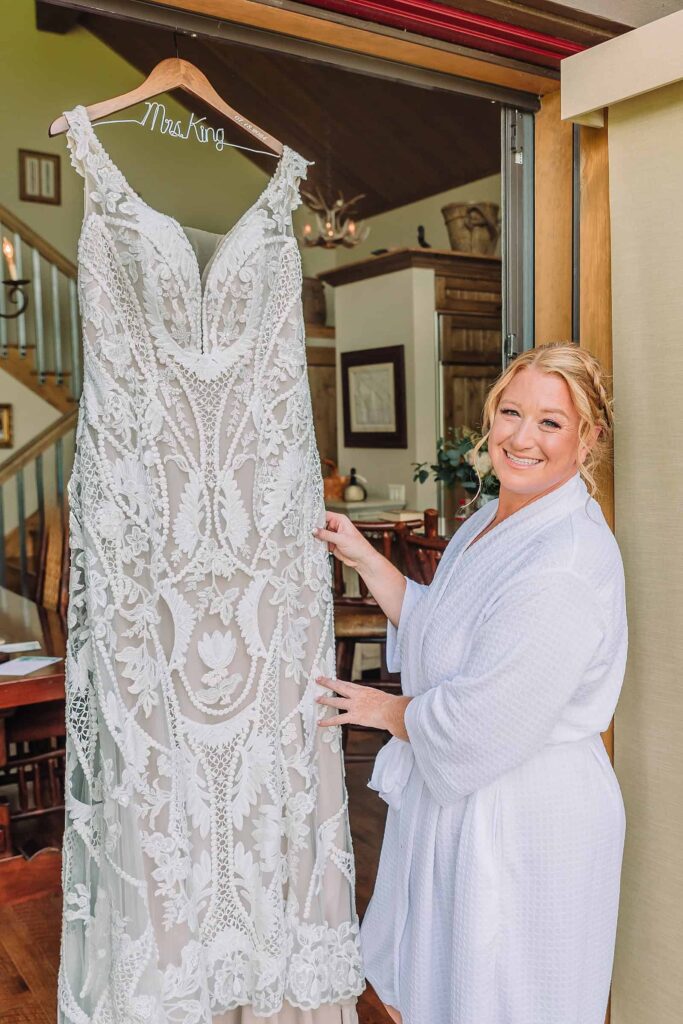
[535,90,614,775]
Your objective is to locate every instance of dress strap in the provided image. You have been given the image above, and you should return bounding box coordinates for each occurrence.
[62,105,130,218]
[62,105,96,181]
[265,146,313,231]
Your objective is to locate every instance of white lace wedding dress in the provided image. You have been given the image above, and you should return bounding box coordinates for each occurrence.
[58,105,363,1024]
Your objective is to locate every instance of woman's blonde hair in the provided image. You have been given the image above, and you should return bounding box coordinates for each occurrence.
[471,342,614,499]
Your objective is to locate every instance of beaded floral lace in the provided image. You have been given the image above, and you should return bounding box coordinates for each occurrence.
[58,105,363,1023]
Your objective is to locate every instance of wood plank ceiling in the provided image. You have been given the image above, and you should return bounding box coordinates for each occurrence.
[72,12,501,218]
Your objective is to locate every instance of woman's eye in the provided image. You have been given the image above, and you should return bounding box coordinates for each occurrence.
[501,408,559,429]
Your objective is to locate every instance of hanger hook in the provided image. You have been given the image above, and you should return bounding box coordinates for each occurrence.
[173,30,179,60]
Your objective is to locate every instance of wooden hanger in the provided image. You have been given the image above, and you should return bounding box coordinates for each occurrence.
[48,56,283,156]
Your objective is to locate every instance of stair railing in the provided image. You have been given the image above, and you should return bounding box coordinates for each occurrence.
[0,203,81,401]
[0,409,77,596]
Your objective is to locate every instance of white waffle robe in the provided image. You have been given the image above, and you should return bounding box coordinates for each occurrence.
[361,472,627,1024]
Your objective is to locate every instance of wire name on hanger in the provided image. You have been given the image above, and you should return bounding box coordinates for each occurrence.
[95,100,277,158]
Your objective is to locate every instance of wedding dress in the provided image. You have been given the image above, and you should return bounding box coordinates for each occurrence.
[58,105,363,1024]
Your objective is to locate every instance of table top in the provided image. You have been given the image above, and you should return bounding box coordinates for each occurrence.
[0,587,66,709]
[325,497,407,521]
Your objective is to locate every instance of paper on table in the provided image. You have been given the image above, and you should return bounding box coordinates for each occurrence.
[0,656,63,677]
[0,640,42,654]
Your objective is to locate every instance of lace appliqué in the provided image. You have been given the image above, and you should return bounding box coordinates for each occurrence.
[58,105,363,1023]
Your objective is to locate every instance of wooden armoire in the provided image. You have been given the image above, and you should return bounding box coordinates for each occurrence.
[434,252,502,436]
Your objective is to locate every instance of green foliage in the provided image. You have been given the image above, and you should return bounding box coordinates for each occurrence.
[412,426,500,496]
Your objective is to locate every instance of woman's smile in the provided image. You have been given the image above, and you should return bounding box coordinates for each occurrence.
[503,448,543,468]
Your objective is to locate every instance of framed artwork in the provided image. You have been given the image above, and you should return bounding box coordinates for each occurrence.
[341,345,407,448]
[18,149,61,205]
[0,404,13,448]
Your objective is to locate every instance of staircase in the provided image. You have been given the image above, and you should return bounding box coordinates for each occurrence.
[0,204,80,599]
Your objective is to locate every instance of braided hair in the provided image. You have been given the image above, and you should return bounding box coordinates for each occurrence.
[472,341,614,498]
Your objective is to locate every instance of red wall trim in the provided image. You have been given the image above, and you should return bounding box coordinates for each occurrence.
[296,0,584,68]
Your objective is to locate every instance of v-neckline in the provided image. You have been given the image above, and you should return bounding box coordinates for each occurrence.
[460,472,589,556]
[70,105,291,304]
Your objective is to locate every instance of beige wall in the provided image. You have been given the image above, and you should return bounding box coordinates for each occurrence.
[608,79,683,1024]
[333,268,438,507]
[562,8,683,122]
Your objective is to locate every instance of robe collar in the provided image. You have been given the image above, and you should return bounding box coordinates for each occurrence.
[418,471,592,661]
[461,469,591,556]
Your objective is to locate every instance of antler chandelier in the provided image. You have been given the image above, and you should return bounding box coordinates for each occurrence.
[298,123,369,249]
[299,187,370,249]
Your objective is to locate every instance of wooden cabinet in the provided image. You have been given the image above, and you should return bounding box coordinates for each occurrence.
[436,258,502,435]
[441,359,501,433]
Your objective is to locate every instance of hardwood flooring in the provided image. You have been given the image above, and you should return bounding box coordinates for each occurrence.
[0,729,393,1023]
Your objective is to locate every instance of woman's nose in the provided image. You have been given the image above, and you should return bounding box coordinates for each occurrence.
[510,418,535,447]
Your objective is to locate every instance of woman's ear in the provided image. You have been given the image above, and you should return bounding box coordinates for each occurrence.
[578,425,602,465]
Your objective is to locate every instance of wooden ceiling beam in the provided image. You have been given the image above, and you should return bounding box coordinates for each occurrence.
[84,11,501,217]
[138,0,556,95]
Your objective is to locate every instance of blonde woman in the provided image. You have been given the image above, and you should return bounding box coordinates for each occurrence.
[313,343,627,1024]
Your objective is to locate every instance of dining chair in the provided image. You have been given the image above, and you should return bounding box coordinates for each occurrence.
[331,518,422,765]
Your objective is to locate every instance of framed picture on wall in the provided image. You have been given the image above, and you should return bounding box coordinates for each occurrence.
[0,404,13,448]
[18,150,61,205]
[341,345,407,448]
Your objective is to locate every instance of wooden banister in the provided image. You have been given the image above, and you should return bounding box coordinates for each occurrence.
[0,409,77,488]
[0,204,76,280]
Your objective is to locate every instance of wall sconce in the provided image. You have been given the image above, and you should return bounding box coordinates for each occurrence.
[1,237,30,320]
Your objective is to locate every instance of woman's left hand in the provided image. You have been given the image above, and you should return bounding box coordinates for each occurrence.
[315,676,412,741]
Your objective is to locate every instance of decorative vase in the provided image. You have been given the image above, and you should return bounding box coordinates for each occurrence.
[344,467,367,503]
[322,459,349,501]
[441,202,500,256]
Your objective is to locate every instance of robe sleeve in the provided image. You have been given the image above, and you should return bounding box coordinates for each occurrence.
[385,577,429,673]
[403,568,605,804]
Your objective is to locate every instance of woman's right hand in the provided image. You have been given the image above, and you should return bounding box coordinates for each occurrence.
[314,511,408,626]
[312,511,376,571]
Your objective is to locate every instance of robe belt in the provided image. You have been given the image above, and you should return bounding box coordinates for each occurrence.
[368,731,605,811]
[368,736,415,810]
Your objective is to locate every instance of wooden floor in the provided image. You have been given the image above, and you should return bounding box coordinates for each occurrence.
[0,730,393,1023]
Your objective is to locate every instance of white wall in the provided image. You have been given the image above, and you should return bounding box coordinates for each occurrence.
[0,367,62,534]
[0,368,59,468]
[334,268,438,508]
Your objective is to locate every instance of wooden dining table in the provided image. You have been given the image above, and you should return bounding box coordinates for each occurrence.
[0,586,66,903]
[0,586,66,715]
